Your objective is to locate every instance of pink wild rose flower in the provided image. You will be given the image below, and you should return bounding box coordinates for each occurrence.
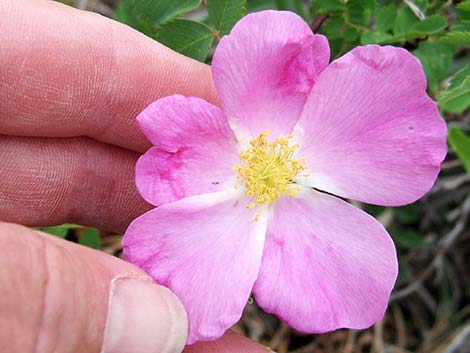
[123,10,447,344]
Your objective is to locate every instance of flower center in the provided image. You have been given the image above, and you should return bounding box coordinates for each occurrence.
[233,132,307,208]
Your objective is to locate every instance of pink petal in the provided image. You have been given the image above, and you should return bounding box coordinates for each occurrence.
[212,10,330,139]
[253,189,398,333]
[136,95,239,206]
[123,191,268,344]
[295,45,447,206]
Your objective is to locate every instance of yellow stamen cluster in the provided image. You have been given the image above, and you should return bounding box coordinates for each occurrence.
[233,132,307,208]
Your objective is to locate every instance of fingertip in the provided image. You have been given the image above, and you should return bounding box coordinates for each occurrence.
[102,276,188,353]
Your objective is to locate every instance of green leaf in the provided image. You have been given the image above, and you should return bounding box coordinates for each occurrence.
[208,0,246,37]
[274,0,309,19]
[448,126,470,172]
[391,228,427,249]
[458,0,470,11]
[457,1,470,22]
[154,19,214,62]
[311,0,345,14]
[322,15,346,39]
[447,65,470,89]
[360,31,393,44]
[376,4,397,32]
[396,15,448,42]
[347,0,377,26]
[438,66,470,113]
[42,225,69,238]
[395,205,421,225]
[79,228,101,250]
[344,26,361,42]
[116,0,201,29]
[413,41,453,93]
[404,0,425,20]
[414,14,448,35]
[247,0,277,12]
[454,22,470,32]
[414,0,429,11]
[115,3,151,36]
[393,5,419,36]
[440,31,470,46]
[326,38,343,59]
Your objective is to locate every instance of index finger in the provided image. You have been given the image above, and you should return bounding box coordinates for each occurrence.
[0,0,218,153]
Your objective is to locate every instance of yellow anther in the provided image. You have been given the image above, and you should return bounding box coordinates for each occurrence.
[233,132,307,207]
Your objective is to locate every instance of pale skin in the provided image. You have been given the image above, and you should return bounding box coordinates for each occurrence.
[0,0,270,352]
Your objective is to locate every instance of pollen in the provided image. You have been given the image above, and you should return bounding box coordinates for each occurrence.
[233,132,307,207]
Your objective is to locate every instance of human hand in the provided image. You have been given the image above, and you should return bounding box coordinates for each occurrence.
[0,1,269,352]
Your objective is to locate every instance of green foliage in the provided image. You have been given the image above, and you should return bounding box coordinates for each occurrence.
[390,205,426,249]
[208,0,247,37]
[116,0,201,36]
[311,0,345,13]
[79,228,101,249]
[438,66,470,113]
[376,4,396,32]
[314,0,377,56]
[322,14,345,38]
[457,1,470,22]
[314,0,451,60]
[115,0,216,61]
[391,228,427,249]
[42,225,101,249]
[42,224,82,238]
[395,205,421,225]
[361,31,393,44]
[347,0,376,27]
[376,7,447,42]
[42,225,69,238]
[310,0,463,97]
[448,126,470,173]
[154,19,214,62]
[393,4,419,36]
[116,0,201,26]
[440,31,470,45]
[246,0,279,12]
[413,41,453,94]
[414,14,448,35]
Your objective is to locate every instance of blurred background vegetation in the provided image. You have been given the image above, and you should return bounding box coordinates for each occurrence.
[53,0,469,352]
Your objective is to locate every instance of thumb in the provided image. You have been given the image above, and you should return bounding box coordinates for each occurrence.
[0,222,187,353]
